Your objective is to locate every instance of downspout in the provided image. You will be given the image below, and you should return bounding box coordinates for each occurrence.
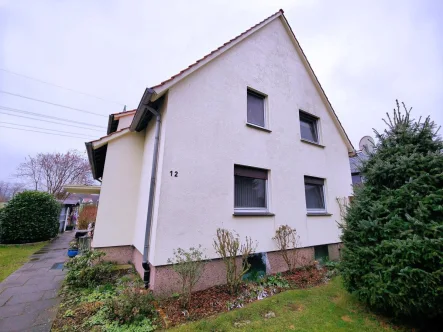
[142,106,161,288]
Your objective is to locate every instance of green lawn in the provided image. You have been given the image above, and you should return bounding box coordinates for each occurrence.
[172,277,401,332]
[0,242,47,281]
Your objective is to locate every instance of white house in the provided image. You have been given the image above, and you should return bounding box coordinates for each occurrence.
[86,9,355,294]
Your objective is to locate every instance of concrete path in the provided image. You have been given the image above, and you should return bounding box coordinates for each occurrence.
[0,232,74,332]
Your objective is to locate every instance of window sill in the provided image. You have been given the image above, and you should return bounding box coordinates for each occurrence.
[246,123,272,133]
[300,139,325,148]
[233,211,275,217]
[306,212,332,217]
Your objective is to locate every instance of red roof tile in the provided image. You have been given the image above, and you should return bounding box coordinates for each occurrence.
[112,109,137,117]
[90,127,130,144]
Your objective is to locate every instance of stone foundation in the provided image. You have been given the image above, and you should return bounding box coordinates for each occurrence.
[132,247,144,278]
[267,247,315,273]
[94,244,341,296]
[95,245,133,264]
[327,243,343,261]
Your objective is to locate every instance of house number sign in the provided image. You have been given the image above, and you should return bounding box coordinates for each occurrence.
[170,171,178,177]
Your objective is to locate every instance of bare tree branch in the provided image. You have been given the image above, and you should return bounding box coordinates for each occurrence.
[15,150,93,199]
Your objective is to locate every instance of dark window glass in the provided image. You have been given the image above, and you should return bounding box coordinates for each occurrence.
[300,112,318,142]
[234,165,267,209]
[314,245,329,261]
[247,90,265,127]
[304,176,325,210]
[351,174,362,185]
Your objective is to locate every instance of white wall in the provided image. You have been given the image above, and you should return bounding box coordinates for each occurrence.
[132,99,169,260]
[93,132,144,248]
[151,17,352,265]
[116,114,134,130]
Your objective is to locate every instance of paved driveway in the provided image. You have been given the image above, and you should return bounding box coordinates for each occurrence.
[0,232,74,332]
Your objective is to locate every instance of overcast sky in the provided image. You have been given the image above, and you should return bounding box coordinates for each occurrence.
[1,0,442,182]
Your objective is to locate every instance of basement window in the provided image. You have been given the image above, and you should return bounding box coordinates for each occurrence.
[243,253,267,281]
[314,245,329,263]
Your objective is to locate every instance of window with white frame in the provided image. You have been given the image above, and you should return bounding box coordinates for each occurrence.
[234,165,268,211]
[247,89,266,127]
[299,111,319,143]
[304,176,326,212]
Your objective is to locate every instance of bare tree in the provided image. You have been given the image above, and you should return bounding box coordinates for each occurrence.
[16,150,93,199]
[0,181,25,202]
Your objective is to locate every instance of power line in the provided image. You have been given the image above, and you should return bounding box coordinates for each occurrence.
[0,121,95,138]
[0,90,107,117]
[0,125,94,140]
[0,105,106,128]
[0,111,104,132]
[0,68,125,106]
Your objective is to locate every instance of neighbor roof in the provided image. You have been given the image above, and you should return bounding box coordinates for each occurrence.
[107,109,136,135]
[134,9,355,153]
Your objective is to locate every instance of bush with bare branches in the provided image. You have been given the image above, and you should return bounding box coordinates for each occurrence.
[167,246,206,309]
[213,228,257,294]
[273,225,307,272]
[77,205,97,230]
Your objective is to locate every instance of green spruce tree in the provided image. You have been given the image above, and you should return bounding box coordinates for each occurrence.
[341,101,443,318]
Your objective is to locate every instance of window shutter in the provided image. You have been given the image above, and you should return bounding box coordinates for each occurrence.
[304,176,324,185]
[235,165,268,180]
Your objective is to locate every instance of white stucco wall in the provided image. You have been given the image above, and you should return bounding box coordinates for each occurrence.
[132,99,169,260]
[151,17,353,265]
[116,114,134,130]
[93,132,144,248]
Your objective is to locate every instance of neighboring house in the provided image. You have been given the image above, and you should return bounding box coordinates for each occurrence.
[59,192,100,232]
[86,10,355,294]
[349,151,369,185]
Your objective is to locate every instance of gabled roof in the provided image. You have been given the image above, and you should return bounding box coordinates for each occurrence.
[151,10,284,92]
[88,9,356,180]
[107,109,136,135]
[134,9,355,153]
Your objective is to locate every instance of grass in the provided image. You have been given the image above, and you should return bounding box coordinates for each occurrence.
[0,242,47,281]
[171,277,401,332]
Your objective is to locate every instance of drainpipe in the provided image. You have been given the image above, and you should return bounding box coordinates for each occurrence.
[142,106,161,288]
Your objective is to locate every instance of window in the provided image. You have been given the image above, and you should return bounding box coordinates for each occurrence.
[234,165,267,211]
[304,176,326,212]
[299,111,319,143]
[314,245,329,262]
[351,173,362,185]
[247,90,265,127]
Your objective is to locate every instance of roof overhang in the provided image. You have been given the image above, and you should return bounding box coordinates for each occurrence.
[107,109,137,135]
[86,128,131,180]
[107,114,118,135]
[63,185,101,194]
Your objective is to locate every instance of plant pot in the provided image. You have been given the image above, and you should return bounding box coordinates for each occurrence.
[68,249,78,258]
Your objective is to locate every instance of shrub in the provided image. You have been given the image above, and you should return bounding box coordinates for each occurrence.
[104,318,156,332]
[213,228,257,294]
[262,273,290,288]
[77,205,97,230]
[167,246,206,309]
[65,250,114,288]
[107,287,156,324]
[0,191,60,244]
[340,103,443,318]
[272,225,305,272]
